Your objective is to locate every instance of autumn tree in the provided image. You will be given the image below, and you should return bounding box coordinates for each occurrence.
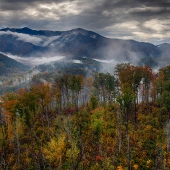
[70,74,84,109]
[141,65,153,104]
[93,72,117,104]
[117,85,135,170]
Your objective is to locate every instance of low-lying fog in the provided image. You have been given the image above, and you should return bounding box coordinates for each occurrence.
[0,31,61,46]
[1,52,65,66]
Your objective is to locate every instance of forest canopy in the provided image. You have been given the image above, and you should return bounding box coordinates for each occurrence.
[1,63,170,169]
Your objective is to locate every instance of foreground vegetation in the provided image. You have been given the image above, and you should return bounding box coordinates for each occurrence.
[1,63,170,169]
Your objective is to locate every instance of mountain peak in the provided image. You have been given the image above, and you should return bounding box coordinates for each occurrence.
[72,28,85,31]
[21,27,32,30]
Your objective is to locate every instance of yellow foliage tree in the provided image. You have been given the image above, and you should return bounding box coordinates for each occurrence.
[43,135,66,169]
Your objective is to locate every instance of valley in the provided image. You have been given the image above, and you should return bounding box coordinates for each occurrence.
[0,27,170,94]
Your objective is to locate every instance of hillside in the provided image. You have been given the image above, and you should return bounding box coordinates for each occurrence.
[0,53,29,76]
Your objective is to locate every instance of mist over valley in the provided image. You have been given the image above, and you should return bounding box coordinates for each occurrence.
[0,27,170,94]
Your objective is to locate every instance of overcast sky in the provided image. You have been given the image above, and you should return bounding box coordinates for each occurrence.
[0,0,170,44]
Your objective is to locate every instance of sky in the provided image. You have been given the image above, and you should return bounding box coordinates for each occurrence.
[0,0,170,44]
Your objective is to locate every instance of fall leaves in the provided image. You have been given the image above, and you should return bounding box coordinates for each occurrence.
[1,64,170,169]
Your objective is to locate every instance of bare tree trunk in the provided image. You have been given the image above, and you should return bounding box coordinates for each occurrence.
[117,107,122,153]
[45,106,50,129]
[166,119,170,152]
[127,135,130,170]
[125,108,131,170]
[15,116,20,170]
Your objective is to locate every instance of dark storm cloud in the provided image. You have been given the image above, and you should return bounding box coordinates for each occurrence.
[130,6,170,21]
[101,0,170,9]
[93,0,170,22]
[0,0,170,44]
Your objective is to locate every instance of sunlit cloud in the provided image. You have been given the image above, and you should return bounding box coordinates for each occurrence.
[144,19,170,32]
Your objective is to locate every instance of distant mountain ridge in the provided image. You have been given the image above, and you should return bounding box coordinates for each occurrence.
[0,27,170,67]
[0,27,62,37]
[0,27,102,38]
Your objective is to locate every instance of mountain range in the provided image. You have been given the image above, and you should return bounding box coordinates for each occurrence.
[0,27,170,76]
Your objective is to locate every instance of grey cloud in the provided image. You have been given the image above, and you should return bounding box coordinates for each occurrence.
[131,8,170,19]
[101,0,170,9]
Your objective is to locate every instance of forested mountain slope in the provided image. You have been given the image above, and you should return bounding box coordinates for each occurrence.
[1,63,170,169]
[0,53,29,76]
